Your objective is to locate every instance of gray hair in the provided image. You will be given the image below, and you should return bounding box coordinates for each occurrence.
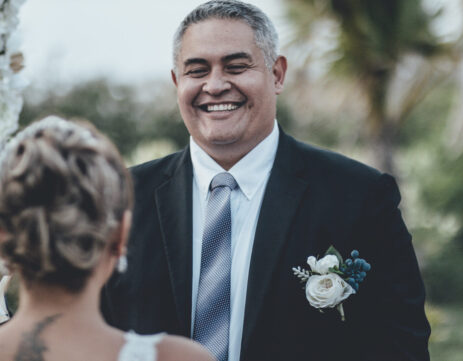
[172,0,279,73]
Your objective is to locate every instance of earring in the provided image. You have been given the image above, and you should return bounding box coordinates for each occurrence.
[117,255,128,273]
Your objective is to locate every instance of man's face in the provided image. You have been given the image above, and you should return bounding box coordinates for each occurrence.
[172,18,286,166]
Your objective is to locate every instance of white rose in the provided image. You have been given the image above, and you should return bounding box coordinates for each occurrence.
[305,273,355,309]
[306,254,339,274]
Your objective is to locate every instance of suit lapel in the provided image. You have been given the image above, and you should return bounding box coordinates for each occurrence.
[241,131,310,354]
[155,148,193,336]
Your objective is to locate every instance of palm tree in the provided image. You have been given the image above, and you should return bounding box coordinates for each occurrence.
[284,0,460,175]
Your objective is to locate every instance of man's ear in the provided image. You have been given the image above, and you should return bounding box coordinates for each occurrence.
[112,210,132,257]
[272,55,287,95]
[171,69,178,87]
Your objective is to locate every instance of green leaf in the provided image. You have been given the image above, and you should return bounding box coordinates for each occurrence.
[329,267,345,276]
[325,245,344,264]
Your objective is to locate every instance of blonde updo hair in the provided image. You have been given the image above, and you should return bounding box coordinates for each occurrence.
[0,116,133,292]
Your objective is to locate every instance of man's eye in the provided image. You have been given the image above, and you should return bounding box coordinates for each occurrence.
[227,64,248,73]
[186,68,208,77]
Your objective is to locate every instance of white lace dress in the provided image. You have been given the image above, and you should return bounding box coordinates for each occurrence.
[118,331,165,361]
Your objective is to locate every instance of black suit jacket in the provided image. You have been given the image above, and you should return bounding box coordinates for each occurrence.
[102,129,430,361]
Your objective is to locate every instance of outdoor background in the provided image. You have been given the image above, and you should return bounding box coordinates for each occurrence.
[6,0,463,359]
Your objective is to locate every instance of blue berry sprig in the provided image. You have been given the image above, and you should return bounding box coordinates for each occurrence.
[338,250,371,292]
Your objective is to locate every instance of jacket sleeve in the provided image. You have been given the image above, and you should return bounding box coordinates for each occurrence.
[357,174,430,361]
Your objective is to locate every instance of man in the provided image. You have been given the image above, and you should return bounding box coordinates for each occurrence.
[102,1,431,360]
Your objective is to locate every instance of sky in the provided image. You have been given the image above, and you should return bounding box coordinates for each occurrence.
[18,0,285,87]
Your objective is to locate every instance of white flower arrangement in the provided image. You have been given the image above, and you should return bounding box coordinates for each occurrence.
[293,246,371,321]
[0,0,27,150]
[0,0,26,324]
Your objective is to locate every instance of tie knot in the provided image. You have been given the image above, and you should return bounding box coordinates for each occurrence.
[211,172,237,191]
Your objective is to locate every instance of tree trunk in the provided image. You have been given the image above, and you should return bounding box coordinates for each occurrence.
[370,121,398,177]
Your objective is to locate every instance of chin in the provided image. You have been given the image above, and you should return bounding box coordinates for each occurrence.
[209,137,239,146]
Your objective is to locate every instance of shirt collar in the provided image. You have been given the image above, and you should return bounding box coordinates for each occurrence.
[190,119,279,201]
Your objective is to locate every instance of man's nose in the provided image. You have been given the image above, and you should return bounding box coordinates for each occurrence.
[202,69,231,95]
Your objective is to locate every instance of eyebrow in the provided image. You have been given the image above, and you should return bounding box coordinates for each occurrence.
[184,58,208,67]
[222,52,253,62]
[183,52,253,67]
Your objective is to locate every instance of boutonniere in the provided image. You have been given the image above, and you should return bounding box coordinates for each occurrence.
[292,246,371,321]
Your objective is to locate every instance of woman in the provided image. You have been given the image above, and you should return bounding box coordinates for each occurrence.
[0,116,215,361]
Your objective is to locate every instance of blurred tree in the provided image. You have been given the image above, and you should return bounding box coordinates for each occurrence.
[420,148,463,304]
[285,0,460,175]
[19,79,190,158]
[422,232,463,304]
[20,79,143,157]
[389,79,463,304]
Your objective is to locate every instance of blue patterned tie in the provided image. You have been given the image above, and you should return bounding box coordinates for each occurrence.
[193,172,237,361]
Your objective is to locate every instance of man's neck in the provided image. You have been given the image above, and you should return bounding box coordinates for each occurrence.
[193,121,277,170]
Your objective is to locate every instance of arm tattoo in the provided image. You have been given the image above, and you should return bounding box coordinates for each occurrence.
[14,314,61,361]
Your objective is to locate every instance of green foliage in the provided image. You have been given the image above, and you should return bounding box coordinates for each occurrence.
[284,0,456,174]
[398,82,456,147]
[421,152,463,221]
[324,245,343,264]
[20,79,142,157]
[282,109,365,150]
[287,0,443,75]
[423,235,463,304]
[19,79,190,158]
[428,304,463,361]
[417,142,463,305]
[329,0,442,70]
[393,80,463,306]
[148,109,189,149]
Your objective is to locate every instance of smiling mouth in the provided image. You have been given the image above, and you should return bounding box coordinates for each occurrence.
[198,102,245,113]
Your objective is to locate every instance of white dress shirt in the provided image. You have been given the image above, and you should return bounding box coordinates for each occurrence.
[190,120,279,361]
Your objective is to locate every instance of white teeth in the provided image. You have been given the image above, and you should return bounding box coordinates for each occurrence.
[206,103,239,112]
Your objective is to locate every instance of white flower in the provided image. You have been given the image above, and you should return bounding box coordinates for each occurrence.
[307,254,339,274]
[305,273,355,309]
[0,0,26,151]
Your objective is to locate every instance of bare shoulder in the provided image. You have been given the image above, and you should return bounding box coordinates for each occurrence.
[0,323,21,361]
[156,335,216,361]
